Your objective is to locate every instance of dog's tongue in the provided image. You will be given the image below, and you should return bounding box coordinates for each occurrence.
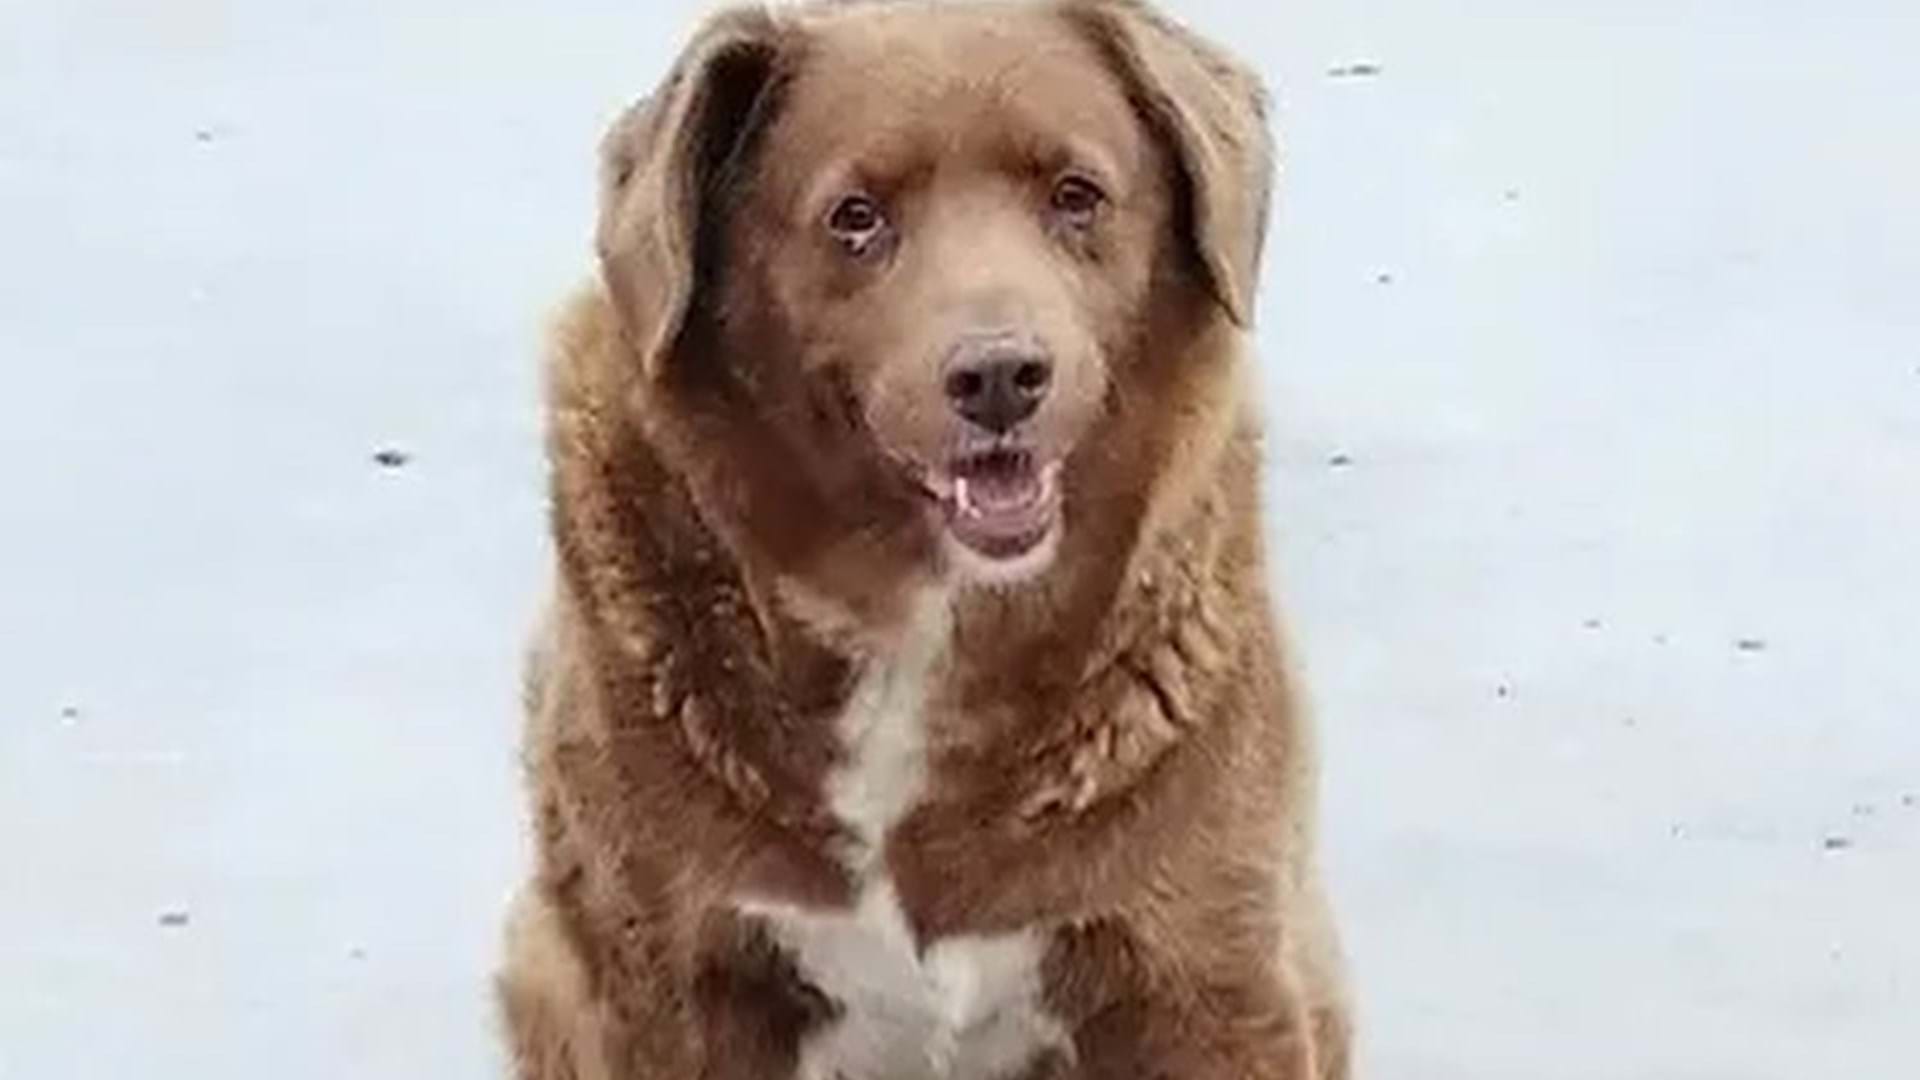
[957,470,1044,516]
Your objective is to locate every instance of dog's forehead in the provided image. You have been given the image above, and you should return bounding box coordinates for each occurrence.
[770,5,1145,182]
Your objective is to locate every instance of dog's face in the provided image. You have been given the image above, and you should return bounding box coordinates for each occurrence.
[598,1,1270,596]
[733,8,1169,582]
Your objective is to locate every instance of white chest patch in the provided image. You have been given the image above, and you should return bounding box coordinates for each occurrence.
[824,593,952,866]
[743,884,1069,1080]
[738,591,1070,1079]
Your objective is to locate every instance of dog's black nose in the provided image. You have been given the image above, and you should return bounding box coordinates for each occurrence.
[944,341,1052,433]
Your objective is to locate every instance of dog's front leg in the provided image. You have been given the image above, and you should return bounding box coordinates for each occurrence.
[1043,923,1325,1080]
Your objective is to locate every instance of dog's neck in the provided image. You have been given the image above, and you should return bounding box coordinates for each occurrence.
[553,416,1251,798]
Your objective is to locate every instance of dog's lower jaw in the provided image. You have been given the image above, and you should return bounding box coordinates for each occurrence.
[941,523,1063,589]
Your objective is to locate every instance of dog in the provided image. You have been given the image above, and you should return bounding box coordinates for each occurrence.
[497,1,1351,1076]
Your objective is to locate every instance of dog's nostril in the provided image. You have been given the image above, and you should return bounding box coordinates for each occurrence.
[1012,360,1051,395]
[946,368,987,403]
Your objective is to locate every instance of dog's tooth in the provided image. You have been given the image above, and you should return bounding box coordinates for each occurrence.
[955,476,977,518]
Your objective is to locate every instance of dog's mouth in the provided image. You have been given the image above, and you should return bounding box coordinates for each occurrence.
[911,446,1063,563]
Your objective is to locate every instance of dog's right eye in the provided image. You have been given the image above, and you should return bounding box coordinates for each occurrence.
[826,195,888,254]
[1049,174,1107,229]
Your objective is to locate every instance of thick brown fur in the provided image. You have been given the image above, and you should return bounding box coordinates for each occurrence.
[499,1,1351,1076]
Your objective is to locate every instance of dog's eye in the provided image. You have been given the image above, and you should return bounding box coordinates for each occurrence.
[1050,175,1107,227]
[826,194,887,252]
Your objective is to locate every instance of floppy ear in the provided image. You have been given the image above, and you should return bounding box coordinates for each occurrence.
[1067,0,1275,327]
[596,8,788,378]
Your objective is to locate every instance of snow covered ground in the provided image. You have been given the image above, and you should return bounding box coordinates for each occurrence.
[2,1,1915,1077]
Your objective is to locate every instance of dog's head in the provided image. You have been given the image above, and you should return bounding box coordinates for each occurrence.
[597,0,1270,597]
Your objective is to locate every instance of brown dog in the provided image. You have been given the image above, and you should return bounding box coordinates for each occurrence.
[498,1,1351,1076]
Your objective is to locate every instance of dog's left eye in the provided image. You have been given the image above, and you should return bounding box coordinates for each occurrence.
[826,194,888,254]
[1050,175,1107,227]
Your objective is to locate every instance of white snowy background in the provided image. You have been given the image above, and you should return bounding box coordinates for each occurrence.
[2,1,1915,1077]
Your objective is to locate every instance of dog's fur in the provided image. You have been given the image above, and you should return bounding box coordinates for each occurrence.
[498,2,1351,1077]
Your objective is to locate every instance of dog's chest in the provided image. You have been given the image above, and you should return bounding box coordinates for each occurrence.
[739,598,1070,1079]
[748,886,1066,1080]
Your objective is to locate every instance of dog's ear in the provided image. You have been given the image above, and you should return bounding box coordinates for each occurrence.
[1067,0,1274,327]
[596,8,789,378]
